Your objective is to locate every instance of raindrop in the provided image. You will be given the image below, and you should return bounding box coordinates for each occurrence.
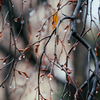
[3,62,6,65]
[37,54,39,58]
[39,94,41,98]
[23,55,25,58]
[43,25,47,29]
[9,85,12,88]
[49,77,52,81]
[15,19,17,22]
[44,57,48,61]
[77,19,81,23]
[80,10,82,13]
[50,90,53,94]
[73,47,76,51]
[7,23,10,26]
[41,31,45,36]
[87,32,89,35]
[59,6,61,9]
[74,95,76,99]
[42,65,46,69]
[18,56,22,60]
[21,20,25,24]
[51,61,54,66]
[12,5,14,8]
[26,77,29,80]
[68,43,70,45]
[22,0,25,3]
[41,79,43,83]
[97,84,100,86]
[42,19,46,23]
[29,10,35,16]
[64,29,67,33]
[96,91,98,94]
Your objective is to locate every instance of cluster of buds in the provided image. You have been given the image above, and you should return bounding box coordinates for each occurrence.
[17,70,29,79]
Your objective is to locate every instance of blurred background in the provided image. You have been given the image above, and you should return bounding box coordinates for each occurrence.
[0,0,100,100]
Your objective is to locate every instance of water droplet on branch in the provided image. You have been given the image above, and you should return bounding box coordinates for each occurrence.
[26,77,29,80]
[21,20,25,24]
[43,25,47,29]
[68,43,70,45]
[12,5,14,8]
[29,10,35,16]
[79,10,82,13]
[73,47,76,51]
[9,85,12,88]
[3,62,6,65]
[18,56,22,60]
[23,55,25,58]
[50,89,53,94]
[49,77,52,80]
